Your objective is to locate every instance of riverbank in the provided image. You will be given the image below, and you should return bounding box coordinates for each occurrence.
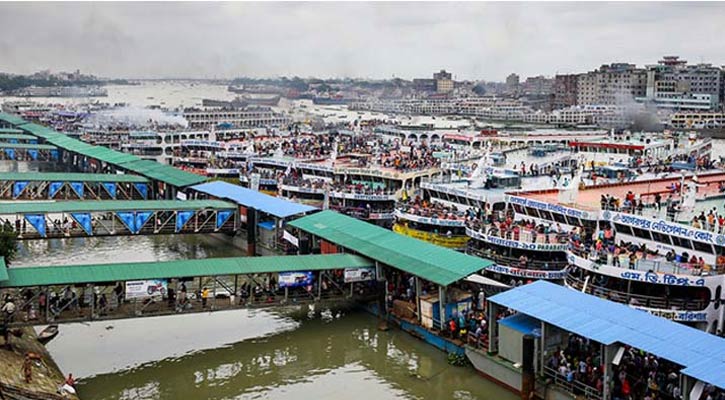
[0,326,78,400]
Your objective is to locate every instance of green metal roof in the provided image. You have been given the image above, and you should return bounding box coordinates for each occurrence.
[0,113,26,126]
[0,142,56,150]
[19,122,203,188]
[0,254,372,287]
[0,199,235,214]
[0,129,25,134]
[119,159,208,187]
[0,172,149,183]
[289,210,493,286]
[0,258,7,282]
[0,133,38,141]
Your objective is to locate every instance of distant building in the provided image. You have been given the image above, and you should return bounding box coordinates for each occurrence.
[433,69,452,81]
[433,70,454,94]
[552,74,579,110]
[413,79,436,92]
[637,56,723,110]
[522,75,553,96]
[577,63,646,106]
[505,73,520,94]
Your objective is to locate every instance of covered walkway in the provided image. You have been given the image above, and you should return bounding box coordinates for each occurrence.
[0,172,150,200]
[0,200,238,239]
[0,254,376,326]
[484,281,725,399]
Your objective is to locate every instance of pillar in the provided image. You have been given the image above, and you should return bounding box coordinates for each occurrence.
[415,277,421,323]
[438,285,446,331]
[521,334,535,400]
[488,302,499,353]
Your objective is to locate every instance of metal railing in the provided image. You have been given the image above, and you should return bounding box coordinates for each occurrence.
[543,366,603,400]
[467,246,570,271]
[568,247,723,276]
[565,274,708,311]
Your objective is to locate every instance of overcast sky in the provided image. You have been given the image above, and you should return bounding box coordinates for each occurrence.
[0,2,724,81]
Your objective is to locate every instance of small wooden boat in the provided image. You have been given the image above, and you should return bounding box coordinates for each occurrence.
[37,325,58,345]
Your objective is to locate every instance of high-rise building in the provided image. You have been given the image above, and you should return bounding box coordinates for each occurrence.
[522,75,554,95]
[433,70,454,94]
[552,74,579,110]
[577,63,646,105]
[640,56,723,110]
[505,73,520,94]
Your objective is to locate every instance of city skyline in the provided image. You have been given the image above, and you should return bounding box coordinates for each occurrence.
[1,2,725,81]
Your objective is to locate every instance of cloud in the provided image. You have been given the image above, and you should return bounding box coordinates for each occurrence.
[0,2,723,81]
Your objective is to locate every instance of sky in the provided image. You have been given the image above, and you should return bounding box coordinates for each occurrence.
[0,2,724,81]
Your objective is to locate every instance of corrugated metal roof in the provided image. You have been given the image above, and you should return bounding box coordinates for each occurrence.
[0,113,26,126]
[0,133,36,140]
[0,254,372,287]
[489,281,725,389]
[17,122,205,188]
[191,181,316,218]
[288,210,493,286]
[0,172,149,183]
[0,142,56,150]
[0,200,235,214]
[0,258,7,282]
[0,129,24,134]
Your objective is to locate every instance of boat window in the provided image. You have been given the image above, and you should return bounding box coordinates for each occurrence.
[512,204,525,214]
[581,219,598,230]
[538,210,553,221]
[715,245,725,257]
[671,236,693,250]
[613,223,633,236]
[650,231,672,246]
[552,212,568,224]
[524,207,540,218]
[692,240,714,254]
[631,227,652,240]
[565,216,581,226]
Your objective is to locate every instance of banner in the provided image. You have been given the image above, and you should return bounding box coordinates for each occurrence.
[102,182,117,199]
[134,211,153,234]
[176,210,194,232]
[134,183,148,199]
[278,271,314,288]
[48,182,63,198]
[4,149,14,160]
[70,213,93,235]
[116,211,136,233]
[282,230,299,247]
[344,267,375,283]
[12,181,29,199]
[70,182,84,198]
[27,149,38,160]
[125,279,168,299]
[216,210,233,229]
[24,214,46,237]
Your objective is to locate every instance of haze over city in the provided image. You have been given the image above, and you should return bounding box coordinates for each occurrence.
[1,2,725,80]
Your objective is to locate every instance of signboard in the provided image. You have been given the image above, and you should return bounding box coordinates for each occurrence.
[368,212,394,220]
[507,195,591,220]
[125,279,168,299]
[567,253,709,287]
[329,192,395,201]
[488,264,567,280]
[282,230,299,247]
[344,267,376,283]
[602,210,723,246]
[467,228,569,252]
[176,191,188,201]
[278,271,314,288]
[395,210,465,227]
[632,305,708,322]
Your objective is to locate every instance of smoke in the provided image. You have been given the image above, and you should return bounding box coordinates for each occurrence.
[85,106,188,128]
[613,91,663,132]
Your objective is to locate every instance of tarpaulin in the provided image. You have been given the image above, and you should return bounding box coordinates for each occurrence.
[12,181,29,199]
[48,182,63,198]
[50,150,59,160]
[134,183,148,199]
[4,149,15,160]
[175,210,194,232]
[116,211,136,233]
[216,210,233,230]
[134,211,153,234]
[102,182,117,199]
[24,214,46,237]
[70,212,93,236]
[27,149,38,160]
[70,182,84,198]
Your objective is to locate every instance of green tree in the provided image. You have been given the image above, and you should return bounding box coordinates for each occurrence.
[0,224,17,265]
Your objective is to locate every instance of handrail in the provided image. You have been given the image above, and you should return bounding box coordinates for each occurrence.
[568,246,722,276]
[565,274,708,311]
[466,222,571,245]
[467,246,570,270]
[542,365,602,400]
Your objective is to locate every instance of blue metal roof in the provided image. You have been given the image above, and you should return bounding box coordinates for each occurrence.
[489,281,725,389]
[499,313,541,337]
[191,181,316,219]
